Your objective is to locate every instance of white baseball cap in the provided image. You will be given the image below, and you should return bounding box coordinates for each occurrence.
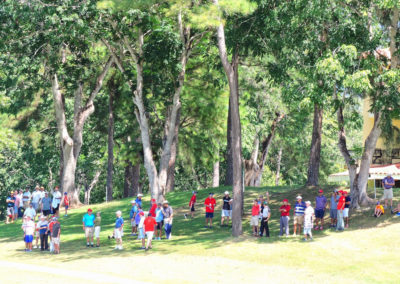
[130,200,136,204]
[137,193,143,197]
[224,191,229,195]
[296,196,302,200]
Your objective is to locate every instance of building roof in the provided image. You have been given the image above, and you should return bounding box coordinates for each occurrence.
[328,163,400,182]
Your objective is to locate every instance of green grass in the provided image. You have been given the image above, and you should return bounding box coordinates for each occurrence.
[1,185,400,283]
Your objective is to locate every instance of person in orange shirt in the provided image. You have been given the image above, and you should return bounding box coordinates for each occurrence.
[374,201,384,217]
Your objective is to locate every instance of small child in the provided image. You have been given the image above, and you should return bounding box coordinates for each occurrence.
[155,203,164,240]
[94,212,101,247]
[374,202,384,217]
[21,216,35,252]
[303,201,315,241]
[259,201,270,237]
[63,192,69,217]
[48,216,56,252]
[188,191,197,218]
[51,217,61,254]
[250,199,260,237]
[135,206,143,232]
[144,212,157,250]
[130,200,138,235]
[138,211,146,249]
[37,215,49,251]
[114,210,124,250]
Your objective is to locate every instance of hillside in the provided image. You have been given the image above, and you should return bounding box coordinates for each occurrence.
[1,185,400,283]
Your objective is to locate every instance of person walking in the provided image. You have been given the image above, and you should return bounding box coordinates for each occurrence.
[279,199,291,237]
[82,208,95,247]
[22,187,31,209]
[162,201,174,239]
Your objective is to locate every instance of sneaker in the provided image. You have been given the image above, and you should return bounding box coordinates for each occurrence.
[320,226,323,230]
[204,226,209,229]
[184,214,187,219]
[87,244,90,247]
[119,246,123,250]
[114,246,119,250]
[345,224,349,228]
[96,245,100,247]
[33,245,37,249]
[91,244,94,247]
[140,247,145,250]
[303,238,307,241]
[314,227,319,231]
[310,237,313,241]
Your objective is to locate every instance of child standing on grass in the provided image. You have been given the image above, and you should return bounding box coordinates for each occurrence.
[250,199,260,237]
[336,191,346,231]
[259,201,271,237]
[155,203,164,240]
[94,212,101,247]
[144,212,157,250]
[130,200,138,235]
[303,201,315,241]
[37,215,49,251]
[138,211,145,249]
[48,216,56,252]
[188,191,197,218]
[279,199,291,237]
[63,192,69,217]
[51,217,61,254]
[22,216,35,252]
[374,202,384,217]
[114,210,124,250]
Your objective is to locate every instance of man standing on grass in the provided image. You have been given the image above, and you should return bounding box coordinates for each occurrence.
[22,187,31,209]
[293,196,305,236]
[204,193,216,229]
[343,191,351,228]
[31,186,41,215]
[82,208,95,247]
[279,199,291,237]
[6,191,16,224]
[329,190,339,228]
[221,191,231,227]
[51,186,62,216]
[155,203,164,240]
[51,217,61,254]
[162,201,174,239]
[16,189,24,219]
[303,201,314,241]
[382,173,395,209]
[41,192,52,216]
[143,212,157,251]
[250,199,260,237]
[315,189,328,230]
[149,198,157,217]
[336,191,345,231]
[24,203,37,220]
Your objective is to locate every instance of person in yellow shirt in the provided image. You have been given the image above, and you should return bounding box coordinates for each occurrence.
[374,202,384,218]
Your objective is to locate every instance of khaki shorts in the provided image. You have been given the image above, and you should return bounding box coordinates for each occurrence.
[52,237,60,245]
[250,216,259,226]
[383,189,393,199]
[294,215,304,225]
[85,227,94,238]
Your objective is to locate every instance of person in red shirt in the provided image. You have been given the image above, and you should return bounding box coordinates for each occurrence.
[149,199,157,217]
[188,191,197,218]
[279,199,291,237]
[63,192,69,217]
[336,191,346,231]
[250,199,260,237]
[204,193,216,229]
[143,213,157,250]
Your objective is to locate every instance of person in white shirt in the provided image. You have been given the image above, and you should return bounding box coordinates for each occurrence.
[24,203,37,220]
[51,186,62,216]
[21,216,35,252]
[31,186,42,213]
[303,201,315,241]
[259,201,271,237]
[22,188,31,209]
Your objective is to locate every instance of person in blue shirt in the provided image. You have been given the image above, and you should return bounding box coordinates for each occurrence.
[6,192,16,224]
[114,210,124,250]
[293,196,306,236]
[382,173,395,209]
[82,208,95,247]
[129,200,138,236]
[37,215,49,251]
[155,203,164,240]
[135,194,143,208]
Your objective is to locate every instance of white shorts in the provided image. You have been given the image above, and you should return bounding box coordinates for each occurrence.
[94,226,101,238]
[221,210,230,217]
[383,189,393,199]
[250,216,259,226]
[146,231,154,239]
[52,237,60,245]
[114,228,122,239]
[304,227,312,235]
[343,208,349,218]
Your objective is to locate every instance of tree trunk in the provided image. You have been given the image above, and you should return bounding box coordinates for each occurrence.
[106,83,114,202]
[59,144,63,191]
[224,100,234,186]
[213,148,220,187]
[306,103,323,186]
[244,135,259,186]
[124,161,140,198]
[214,0,243,237]
[84,170,101,205]
[275,146,283,186]
[165,109,181,193]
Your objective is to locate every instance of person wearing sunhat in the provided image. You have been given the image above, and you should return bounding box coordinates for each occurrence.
[336,191,346,231]
[130,200,138,236]
[204,193,216,229]
[315,189,328,230]
[82,208,95,247]
[162,200,174,239]
[221,191,231,227]
[293,195,305,236]
[279,199,291,237]
[382,173,395,209]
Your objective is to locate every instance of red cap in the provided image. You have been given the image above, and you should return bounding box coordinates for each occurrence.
[339,190,343,194]
[88,208,92,212]
[283,199,288,202]
[343,191,348,195]
[318,189,323,193]
[151,198,156,202]
[139,212,144,216]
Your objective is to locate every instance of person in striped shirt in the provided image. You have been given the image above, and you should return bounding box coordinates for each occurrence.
[293,196,306,237]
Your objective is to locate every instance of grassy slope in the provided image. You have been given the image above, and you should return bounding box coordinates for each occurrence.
[1,185,400,284]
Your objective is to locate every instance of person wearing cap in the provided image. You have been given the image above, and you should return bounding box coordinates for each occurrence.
[382,173,395,209]
[137,211,146,249]
[51,217,61,254]
[135,193,143,208]
[336,191,346,231]
[343,191,351,228]
[162,201,174,239]
[41,192,52,216]
[221,191,231,227]
[250,199,260,236]
[94,212,101,247]
[279,199,291,237]
[37,215,49,251]
[204,193,216,229]
[315,189,328,230]
[374,201,384,217]
[24,202,37,220]
[155,203,164,240]
[130,200,138,236]
[114,210,124,250]
[6,191,16,224]
[62,192,69,217]
[149,198,157,217]
[82,208,95,247]
[51,186,62,216]
[31,186,41,214]
[188,191,197,218]
[16,189,24,219]
[303,201,315,241]
[329,190,339,228]
[22,187,31,209]
[47,216,56,252]
[293,195,306,236]
[21,215,35,252]
[143,212,157,250]
[259,201,271,237]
